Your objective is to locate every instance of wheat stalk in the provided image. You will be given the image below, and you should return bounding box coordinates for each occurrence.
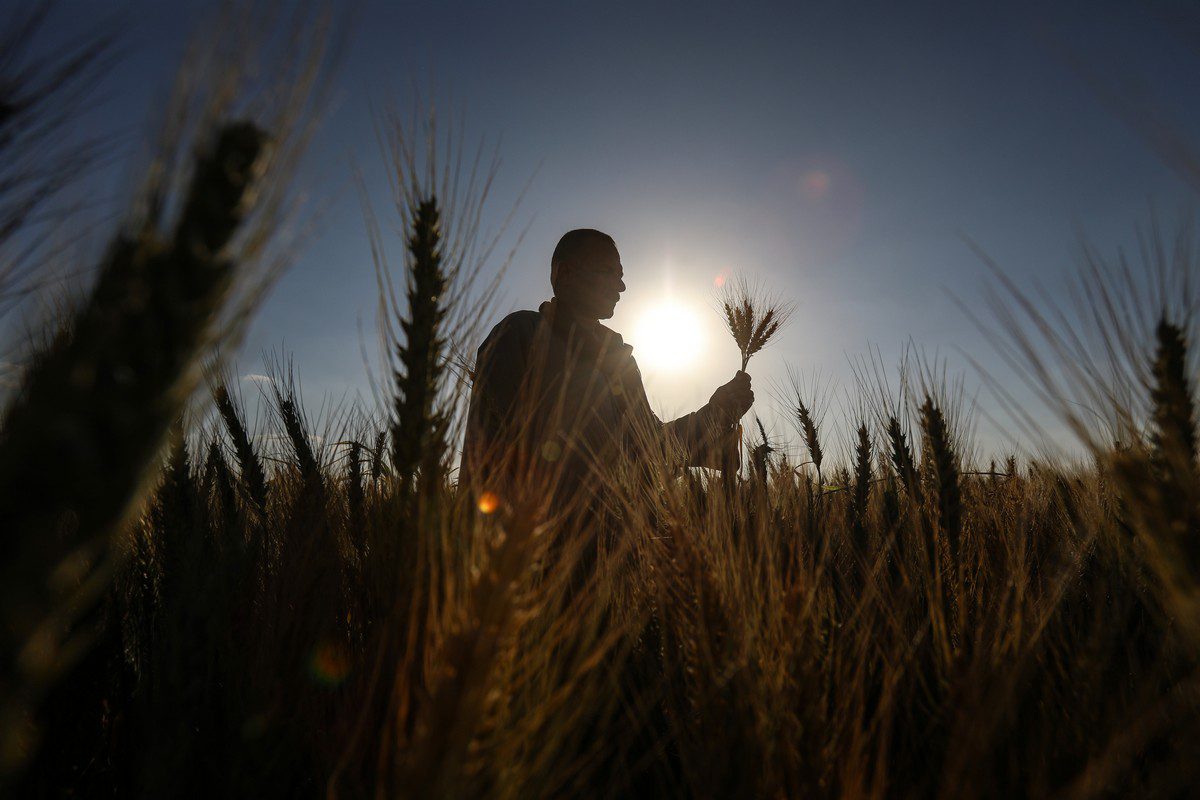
[275,390,321,487]
[214,383,268,516]
[851,423,872,551]
[203,437,239,533]
[0,124,269,769]
[919,395,961,654]
[886,416,917,498]
[346,439,365,541]
[1149,319,1197,474]
[796,399,823,478]
[719,276,794,372]
[920,397,961,557]
[370,429,387,483]
[390,196,451,497]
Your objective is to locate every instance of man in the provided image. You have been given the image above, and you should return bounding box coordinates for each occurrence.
[462,228,753,508]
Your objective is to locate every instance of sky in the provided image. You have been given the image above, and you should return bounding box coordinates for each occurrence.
[18,0,1200,462]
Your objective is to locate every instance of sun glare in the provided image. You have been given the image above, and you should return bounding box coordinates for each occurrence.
[632,301,704,372]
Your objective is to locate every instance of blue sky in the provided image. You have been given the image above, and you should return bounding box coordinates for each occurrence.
[24,0,1200,460]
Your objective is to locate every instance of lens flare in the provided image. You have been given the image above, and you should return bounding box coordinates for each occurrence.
[308,641,351,686]
[801,169,831,200]
[477,490,499,514]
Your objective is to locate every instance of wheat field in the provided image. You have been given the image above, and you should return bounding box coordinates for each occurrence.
[3,6,1200,799]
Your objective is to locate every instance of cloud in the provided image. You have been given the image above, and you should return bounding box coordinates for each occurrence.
[241,373,274,385]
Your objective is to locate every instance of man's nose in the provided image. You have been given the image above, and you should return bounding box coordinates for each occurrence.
[617,278,626,293]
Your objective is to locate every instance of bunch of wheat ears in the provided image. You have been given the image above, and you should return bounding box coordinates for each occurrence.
[720,276,795,372]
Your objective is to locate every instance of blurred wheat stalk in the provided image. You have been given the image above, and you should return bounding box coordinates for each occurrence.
[0,1,337,783]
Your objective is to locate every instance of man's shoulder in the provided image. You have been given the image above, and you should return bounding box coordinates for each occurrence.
[478,309,543,355]
[488,309,542,338]
[595,321,629,350]
[496,309,542,330]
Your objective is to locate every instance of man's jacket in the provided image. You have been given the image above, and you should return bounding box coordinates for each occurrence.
[461,300,735,503]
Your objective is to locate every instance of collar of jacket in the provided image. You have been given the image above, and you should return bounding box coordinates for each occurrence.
[538,299,633,362]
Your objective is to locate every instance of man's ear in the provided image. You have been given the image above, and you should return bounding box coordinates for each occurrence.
[550,259,564,292]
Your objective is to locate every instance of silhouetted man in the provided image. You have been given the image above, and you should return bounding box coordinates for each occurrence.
[462,228,752,507]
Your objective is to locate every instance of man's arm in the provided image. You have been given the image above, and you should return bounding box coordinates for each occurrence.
[667,371,753,467]
[662,405,737,469]
[619,356,753,469]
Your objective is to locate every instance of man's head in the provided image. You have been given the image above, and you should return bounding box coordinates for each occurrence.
[550,228,625,320]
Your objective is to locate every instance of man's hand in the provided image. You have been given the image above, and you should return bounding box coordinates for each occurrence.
[709,370,753,424]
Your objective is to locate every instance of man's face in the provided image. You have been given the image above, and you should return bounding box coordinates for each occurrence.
[556,242,626,320]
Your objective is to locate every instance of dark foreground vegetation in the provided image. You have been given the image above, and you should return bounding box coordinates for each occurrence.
[3,5,1200,798]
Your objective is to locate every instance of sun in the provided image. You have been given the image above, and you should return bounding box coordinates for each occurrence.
[631,301,704,372]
